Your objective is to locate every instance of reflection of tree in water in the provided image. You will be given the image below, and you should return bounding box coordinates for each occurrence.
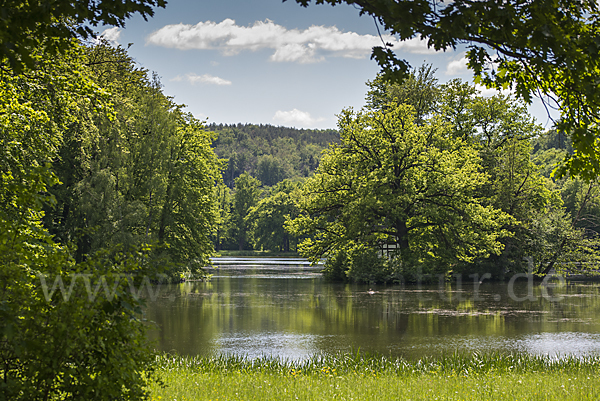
[146,282,220,356]
[145,278,600,357]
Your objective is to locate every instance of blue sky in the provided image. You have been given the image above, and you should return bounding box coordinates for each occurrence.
[99,0,555,130]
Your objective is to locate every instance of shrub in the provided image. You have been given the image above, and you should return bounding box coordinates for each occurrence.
[322,250,350,282]
[346,247,389,284]
[0,220,160,400]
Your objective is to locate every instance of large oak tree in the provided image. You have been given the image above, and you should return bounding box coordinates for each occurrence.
[288,102,511,266]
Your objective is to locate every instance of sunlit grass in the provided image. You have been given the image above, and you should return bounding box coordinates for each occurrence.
[148,352,600,400]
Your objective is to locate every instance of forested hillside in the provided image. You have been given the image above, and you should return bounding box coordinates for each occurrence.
[207,123,339,187]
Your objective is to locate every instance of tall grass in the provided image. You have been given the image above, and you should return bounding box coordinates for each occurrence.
[149,352,600,400]
[155,350,600,376]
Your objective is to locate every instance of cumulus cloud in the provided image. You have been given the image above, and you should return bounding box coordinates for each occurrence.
[273,109,325,126]
[100,27,121,45]
[445,54,468,75]
[147,19,434,63]
[475,84,513,97]
[171,73,232,86]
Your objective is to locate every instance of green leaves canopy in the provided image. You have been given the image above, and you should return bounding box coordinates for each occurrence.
[0,0,166,70]
[288,102,511,265]
[292,0,600,179]
[0,42,160,400]
[231,172,262,250]
[42,43,224,274]
[248,180,301,252]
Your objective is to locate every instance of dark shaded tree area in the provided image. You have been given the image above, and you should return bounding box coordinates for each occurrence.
[207,123,339,187]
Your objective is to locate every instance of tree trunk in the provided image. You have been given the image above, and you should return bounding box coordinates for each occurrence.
[238,232,244,251]
[215,229,221,251]
[395,220,410,250]
[158,181,172,243]
[283,233,289,253]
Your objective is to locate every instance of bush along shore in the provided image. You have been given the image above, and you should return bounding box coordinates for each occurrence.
[148,351,600,400]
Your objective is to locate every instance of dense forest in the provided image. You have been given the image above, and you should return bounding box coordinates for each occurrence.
[207,123,338,187]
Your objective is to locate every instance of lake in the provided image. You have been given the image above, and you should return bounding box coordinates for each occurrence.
[145,257,600,360]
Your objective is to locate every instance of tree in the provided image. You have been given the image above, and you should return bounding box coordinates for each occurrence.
[231,173,262,251]
[0,0,166,70]
[287,102,511,270]
[291,0,600,179]
[256,154,287,186]
[366,64,440,124]
[43,43,224,276]
[0,41,159,400]
[438,79,558,274]
[155,114,223,271]
[248,180,301,252]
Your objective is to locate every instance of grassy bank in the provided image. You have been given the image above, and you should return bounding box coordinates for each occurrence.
[148,352,600,400]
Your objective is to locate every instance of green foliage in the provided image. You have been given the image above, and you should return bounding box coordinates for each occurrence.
[231,173,262,251]
[530,130,600,276]
[321,249,349,282]
[366,64,440,123]
[288,100,511,267]
[289,68,600,279]
[0,0,166,71]
[322,246,398,284]
[213,183,233,251]
[367,70,574,277]
[343,246,389,284]
[256,154,287,186]
[43,43,223,276]
[467,99,555,275]
[1,231,159,400]
[292,0,600,179]
[322,245,447,284]
[0,41,159,400]
[156,116,223,272]
[248,180,301,252]
[208,123,338,188]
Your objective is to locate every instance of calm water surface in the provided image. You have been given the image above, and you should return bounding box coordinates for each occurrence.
[145,257,600,360]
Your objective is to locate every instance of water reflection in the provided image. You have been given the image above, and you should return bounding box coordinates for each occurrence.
[145,257,600,360]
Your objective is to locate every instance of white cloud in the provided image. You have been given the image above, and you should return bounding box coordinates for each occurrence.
[171,73,232,86]
[146,19,435,63]
[270,43,321,63]
[273,109,324,127]
[100,27,121,46]
[475,84,513,97]
[445,54,468,75]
